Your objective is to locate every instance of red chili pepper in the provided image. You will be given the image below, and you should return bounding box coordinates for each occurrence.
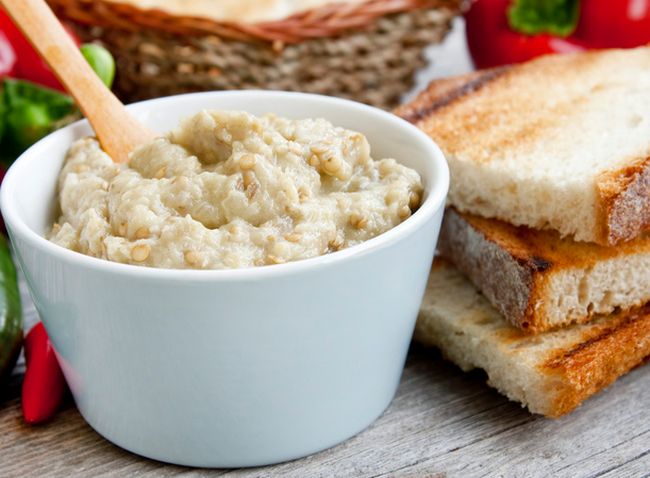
[0,7,80,89]
[465,0,586,69]
[22,322,67,424]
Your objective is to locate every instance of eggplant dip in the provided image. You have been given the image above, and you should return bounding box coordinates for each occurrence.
[49,110,422,269]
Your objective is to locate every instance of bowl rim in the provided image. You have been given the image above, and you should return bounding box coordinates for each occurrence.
[0,90,449,282]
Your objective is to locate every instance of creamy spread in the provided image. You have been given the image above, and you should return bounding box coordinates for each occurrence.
[49,110,422,269]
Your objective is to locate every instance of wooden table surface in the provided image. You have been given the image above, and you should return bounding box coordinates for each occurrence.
[2,344,649,478]
[2,19,650,478]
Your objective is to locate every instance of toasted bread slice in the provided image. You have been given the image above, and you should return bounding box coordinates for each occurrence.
[395,47,650,246]
[415,259,650,417]
[438,208,650,333]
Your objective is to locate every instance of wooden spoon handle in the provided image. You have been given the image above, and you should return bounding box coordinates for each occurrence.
[0,0,155,163]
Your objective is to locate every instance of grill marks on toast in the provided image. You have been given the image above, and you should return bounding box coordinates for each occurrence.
[398,67,510,123]
[544,308,648,369]
[541,306,650,416]
[395,58,592,163]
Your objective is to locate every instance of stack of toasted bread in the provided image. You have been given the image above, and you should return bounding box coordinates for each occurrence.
[396,47,650,417]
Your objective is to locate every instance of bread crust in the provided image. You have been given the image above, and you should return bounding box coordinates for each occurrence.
[438,208,650,333]
[598,156,650,244]
[437,207,540,330]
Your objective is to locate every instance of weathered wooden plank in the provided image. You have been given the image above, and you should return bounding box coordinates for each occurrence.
[553,429,649,477]
[593,449,650,478]
[361,357,650,478]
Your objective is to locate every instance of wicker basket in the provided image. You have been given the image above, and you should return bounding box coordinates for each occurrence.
[49,0,461,109]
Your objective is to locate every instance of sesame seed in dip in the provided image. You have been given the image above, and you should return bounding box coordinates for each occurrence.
[48,110,423,269]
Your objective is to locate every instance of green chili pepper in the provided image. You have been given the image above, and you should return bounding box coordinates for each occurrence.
[1,79,75,156]
[6,102,51,151]
[80,44,115,89]
[0,234,22,383]
[3,78,75,118]
[0,44,115,160]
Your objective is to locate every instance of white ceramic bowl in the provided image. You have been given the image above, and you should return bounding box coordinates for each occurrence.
[1,91,448,468]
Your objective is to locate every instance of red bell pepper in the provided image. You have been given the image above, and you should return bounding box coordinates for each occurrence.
[574,0,650,48]
[0,28,17,78]
[0,7,80,90]
[22,322,68,424]
[465,0,650,69]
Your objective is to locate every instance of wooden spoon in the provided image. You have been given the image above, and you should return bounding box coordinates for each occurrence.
[1,0,156,163]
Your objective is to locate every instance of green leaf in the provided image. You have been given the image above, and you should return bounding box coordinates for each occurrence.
[81,43,115,88]
[508,0,580,37]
